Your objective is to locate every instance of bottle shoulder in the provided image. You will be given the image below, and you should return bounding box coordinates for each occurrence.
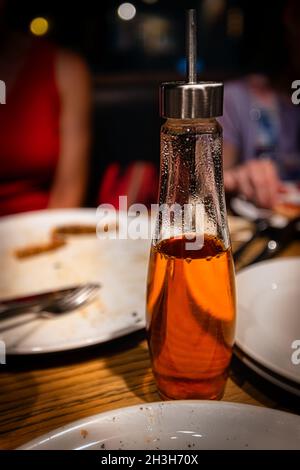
[161,118,222,135]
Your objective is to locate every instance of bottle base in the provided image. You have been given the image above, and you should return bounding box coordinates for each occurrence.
[154,373,228,401]
[157,388,225,401]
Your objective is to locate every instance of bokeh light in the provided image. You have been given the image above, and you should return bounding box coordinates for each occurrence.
[117,3,136,21]
[29,17,49,36]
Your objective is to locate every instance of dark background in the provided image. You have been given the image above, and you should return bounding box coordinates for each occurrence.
[4,0,286,76]
[2,0,288,204]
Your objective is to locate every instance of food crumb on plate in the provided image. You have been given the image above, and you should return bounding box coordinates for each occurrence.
[80,429,88,438]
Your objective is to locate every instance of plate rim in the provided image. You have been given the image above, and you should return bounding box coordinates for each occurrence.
[236,256,300,384]
[18,400,300,450]
[234,347,300,397]
[5,321,145,355]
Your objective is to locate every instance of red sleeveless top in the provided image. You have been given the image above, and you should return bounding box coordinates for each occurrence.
[0,40,60,216]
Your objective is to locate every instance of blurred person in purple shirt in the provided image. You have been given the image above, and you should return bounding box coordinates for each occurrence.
[221,0,300,208]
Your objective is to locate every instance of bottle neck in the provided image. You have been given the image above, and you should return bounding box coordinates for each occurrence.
[163,117,221,134]
[165,117,218,125]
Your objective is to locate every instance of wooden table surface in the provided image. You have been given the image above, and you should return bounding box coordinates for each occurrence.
[1,241,300,450]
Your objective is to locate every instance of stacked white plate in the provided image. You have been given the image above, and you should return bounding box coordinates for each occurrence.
[236,257,300,396]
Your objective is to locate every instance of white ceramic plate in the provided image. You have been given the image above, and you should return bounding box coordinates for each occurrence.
[230,197,289,228]
[0,210,247,355]
[227,215,253,242]
[19,401,300,450]
[0,209,150,354]
[235,348,300,397]
[236,258,300,385]
[231,196,272,221]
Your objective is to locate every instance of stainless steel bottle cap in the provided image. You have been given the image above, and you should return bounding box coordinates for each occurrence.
[160,81,223,119]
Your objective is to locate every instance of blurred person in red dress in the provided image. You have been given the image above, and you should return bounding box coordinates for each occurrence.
[0,2,91,216]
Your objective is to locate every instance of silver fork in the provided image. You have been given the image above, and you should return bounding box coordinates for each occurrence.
[0,283,101,320]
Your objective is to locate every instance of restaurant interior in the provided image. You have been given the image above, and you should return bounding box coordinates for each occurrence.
[0,0,299,453]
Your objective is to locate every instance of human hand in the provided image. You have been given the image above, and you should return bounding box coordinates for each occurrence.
[224,159,282,208]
